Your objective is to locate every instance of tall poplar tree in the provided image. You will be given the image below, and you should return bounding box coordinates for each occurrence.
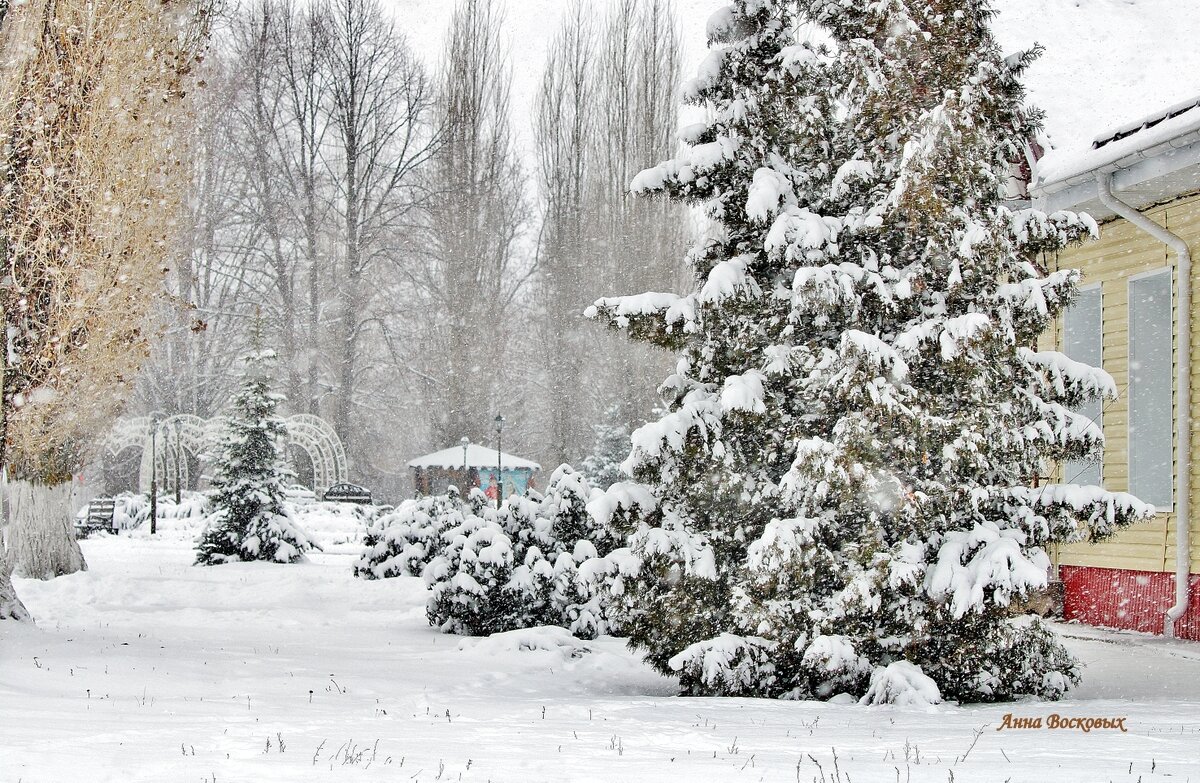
[590,0,1151,703]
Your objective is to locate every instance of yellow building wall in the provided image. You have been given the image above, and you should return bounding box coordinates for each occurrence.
[1045,190,1200,575]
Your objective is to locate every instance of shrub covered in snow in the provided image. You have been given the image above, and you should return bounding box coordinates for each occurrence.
[427,522,521,635]
[196,350,318,565]
[353,487,474,579]
[358,466,625,638]
[860,661,942,707]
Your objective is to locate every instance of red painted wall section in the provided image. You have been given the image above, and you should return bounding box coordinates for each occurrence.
[1060,565,1200,641]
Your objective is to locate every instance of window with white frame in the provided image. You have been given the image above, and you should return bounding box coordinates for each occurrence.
[1063,285,1103,487]
[1127,269,1173,509]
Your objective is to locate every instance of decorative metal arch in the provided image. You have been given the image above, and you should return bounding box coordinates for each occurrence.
[104,413,348,494]
[104,413,213,493]
[283,414,347,493]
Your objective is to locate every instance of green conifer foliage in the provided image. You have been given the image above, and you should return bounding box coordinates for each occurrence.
[196,350,317,565]
[588,0,1152,703]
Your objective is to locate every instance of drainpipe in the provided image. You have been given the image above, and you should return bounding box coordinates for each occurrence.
[1097,174,1192,637]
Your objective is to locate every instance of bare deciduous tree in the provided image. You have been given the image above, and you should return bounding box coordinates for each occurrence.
[326,0,438,455]
[534,2,596,466]
[411,0,530,449]
[532,0,689,468]
[0,0,210,619]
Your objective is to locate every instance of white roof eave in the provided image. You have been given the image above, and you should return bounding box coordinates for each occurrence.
[1031,130,1200,220]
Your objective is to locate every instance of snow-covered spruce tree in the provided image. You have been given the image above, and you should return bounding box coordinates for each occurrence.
[196,350,316,565]
[587,0,1151,702]
[581,404,634,491]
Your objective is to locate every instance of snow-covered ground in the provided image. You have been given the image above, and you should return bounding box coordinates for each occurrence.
[3,529,1199,783]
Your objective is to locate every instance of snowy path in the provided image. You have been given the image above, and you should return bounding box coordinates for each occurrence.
[3,536,1199,782]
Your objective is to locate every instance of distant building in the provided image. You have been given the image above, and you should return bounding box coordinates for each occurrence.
[407,443,541,499]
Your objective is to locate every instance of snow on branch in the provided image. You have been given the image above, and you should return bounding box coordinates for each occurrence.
[765,207,841,262]
[631,520,718,581]
[586,481,660,531]
[926,520,1050,619]
[780,438,847,502]
[720,369,768,414]
[683,48,729,101]
[1005,207,1098,254]
[746,166,794,222]
[838,330,909,381]
[1018,348,1117,404]
[621,388,722,478]
[1014,389,1105,452]
[894,312,994,362]
[790,262,895,324]
[830,159,875,200]
[705,5,739,44]
[586,292,697,350]
[630,136,739,193]
[994,484,1155,543]
[745,517,821,574]
[997,268,1077,318]
[700,256,761,305]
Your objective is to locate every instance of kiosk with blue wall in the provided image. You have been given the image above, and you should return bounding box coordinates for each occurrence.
[408,443,541,499]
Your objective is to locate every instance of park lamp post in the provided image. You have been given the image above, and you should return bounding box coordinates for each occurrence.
[173,419,183,505]
[149,416,158,535]
[493,414,504,509]
[460,436,469,492]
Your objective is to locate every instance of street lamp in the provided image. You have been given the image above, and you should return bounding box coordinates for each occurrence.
[460,435,469,491]
[493,414,504,509]
[173,418,183,505]
[149,416,158,535]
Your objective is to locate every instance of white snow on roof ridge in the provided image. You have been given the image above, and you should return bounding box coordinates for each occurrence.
[408,443,541,470]
[1091,94,1200,149]
[1032,105,1200,191]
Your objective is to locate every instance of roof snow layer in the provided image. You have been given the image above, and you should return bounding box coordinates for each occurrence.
[408,443,541,471]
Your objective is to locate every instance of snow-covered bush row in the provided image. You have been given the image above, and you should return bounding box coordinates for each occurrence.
[76,491,212,534]
[355,465,627,639]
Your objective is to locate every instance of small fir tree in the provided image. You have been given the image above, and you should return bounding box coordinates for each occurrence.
[588,0,1151,702]
[196,350,316,565]
[581,404,633,490]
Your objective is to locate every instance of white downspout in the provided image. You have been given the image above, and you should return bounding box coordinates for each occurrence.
[1097,174,1192,637]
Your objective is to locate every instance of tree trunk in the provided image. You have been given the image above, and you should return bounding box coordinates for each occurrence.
[0,0,49,624]
[7,479,85,580]
[0,545,30,621]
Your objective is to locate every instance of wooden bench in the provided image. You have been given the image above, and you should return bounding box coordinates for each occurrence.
[323,483,373,505]
[76,497,117,537]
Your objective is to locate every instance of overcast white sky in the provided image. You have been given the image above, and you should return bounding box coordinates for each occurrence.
[387,0,1200,165]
